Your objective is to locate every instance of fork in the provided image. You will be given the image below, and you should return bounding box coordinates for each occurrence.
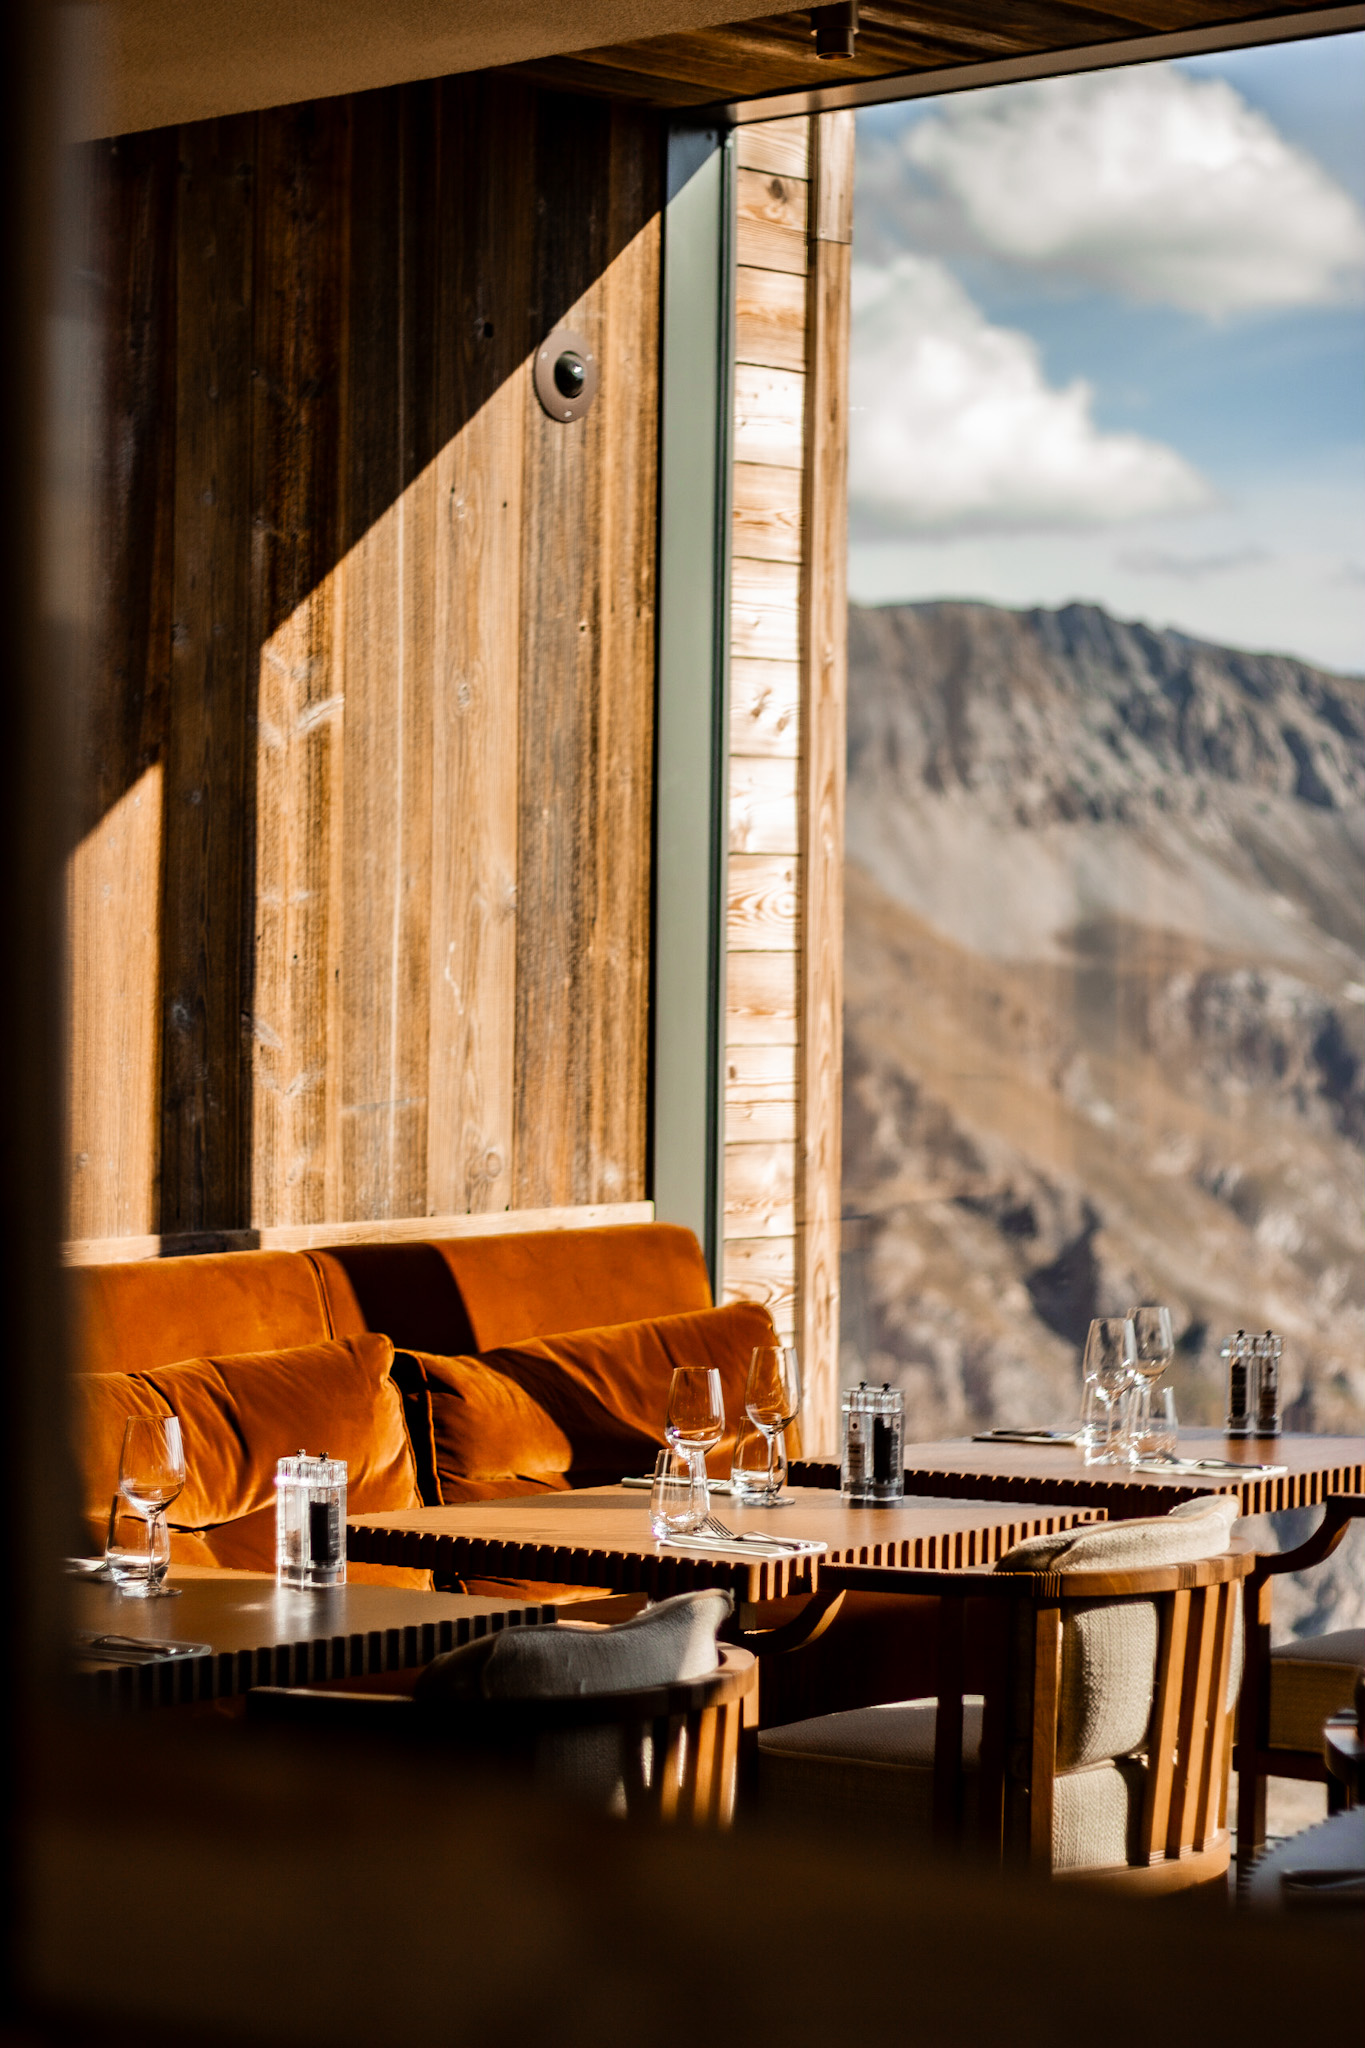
[699,1513,805,1551]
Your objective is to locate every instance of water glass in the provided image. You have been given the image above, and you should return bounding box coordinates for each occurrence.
[664,1365,724,1490]
[1079,1317,1136,1465]
[649,1448,707,1539]
[731,1415,788,1503]
[1128,1384,1179,1463]
[104,1498,171,1592]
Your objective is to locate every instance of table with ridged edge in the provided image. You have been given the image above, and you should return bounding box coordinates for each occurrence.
[73,1568,556,1712]
[347,1484,1103,1604]
[792,1431,1365,1521]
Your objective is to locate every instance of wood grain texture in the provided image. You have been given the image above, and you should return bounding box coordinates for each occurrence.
[725,1142,798,1236]
[735,117,810,180]
[730,656,800,757]
[733,462,803,563]
[725,1099,798,1146]
[736,264,807,372]
[71,79,663,1245]
[733,364,804,467]
[513,97,660,1210]
[728,852,800,949]
[426,80,534,1217]
[726,950,799,1045]
[62,1200,654,1264]
[161,114,257,1233]
[796,112,853,1455]
[720,1234,799,1331]
[730,755,800,855]
[725,1043,799,1103]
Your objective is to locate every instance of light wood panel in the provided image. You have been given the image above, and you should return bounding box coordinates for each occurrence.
[70,77,663,1245]
[721,111,849,1455]
[796,110,853,1455]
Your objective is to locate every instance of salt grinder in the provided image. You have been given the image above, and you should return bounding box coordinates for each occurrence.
[841,1382,904,1504]
[276,1450,347,1588]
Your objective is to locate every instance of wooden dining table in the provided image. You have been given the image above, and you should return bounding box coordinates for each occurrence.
[72,1567,556,1711]
[792,1430,1365,1520]
[347,1484,1102,1613]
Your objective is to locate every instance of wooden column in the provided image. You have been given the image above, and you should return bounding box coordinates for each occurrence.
[722,111,851,1454]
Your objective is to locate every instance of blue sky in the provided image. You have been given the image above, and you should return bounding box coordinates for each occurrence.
[848,32,1365,673]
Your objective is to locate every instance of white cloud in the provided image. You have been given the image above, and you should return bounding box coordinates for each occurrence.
[886,64,1365,317]
[849,255,1211,536]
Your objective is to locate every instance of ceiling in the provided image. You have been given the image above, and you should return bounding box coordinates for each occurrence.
[505,1,1362,116]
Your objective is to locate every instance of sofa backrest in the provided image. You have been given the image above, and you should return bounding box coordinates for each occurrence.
[312,1224,712,1353]
[69,1223,712,1375]
[71,1250,334,1376]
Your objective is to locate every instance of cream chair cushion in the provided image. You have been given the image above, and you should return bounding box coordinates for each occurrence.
[757,1698,1142,1871]
[414,1588,731,1704]
[1268,1628,1365,1752]
[758,1497,1239,1871]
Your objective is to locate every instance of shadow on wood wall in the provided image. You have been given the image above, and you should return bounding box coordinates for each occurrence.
[70,76,661,1241]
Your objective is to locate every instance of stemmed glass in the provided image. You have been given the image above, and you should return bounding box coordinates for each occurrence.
[112,1416,186,1598]
[665,1366,724,1500]
[1124,1305,1174,1463]
[744,1345,801,1504]
[1079,1318,1136,1466]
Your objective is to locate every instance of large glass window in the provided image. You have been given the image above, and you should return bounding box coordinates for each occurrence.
[841,36,1364,1553]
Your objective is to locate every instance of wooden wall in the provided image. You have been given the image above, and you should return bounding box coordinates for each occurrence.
[722,113,852,1452]
[68,77,662,1243]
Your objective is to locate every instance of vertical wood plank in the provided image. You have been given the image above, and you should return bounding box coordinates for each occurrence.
[249,97,350,1229]
[1139,1588,1190,1861]
[68,132,178,1239]
[796,110,853,1456]
[161,113,256,1233]
[425,79,533,1216]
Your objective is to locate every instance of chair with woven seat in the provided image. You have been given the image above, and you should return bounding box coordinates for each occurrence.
[1236,1494,1365,1861]
[248,1588,755,1828]
[757,1497,1251,1892]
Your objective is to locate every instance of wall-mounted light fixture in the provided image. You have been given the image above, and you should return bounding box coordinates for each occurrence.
[811,1,858,59]
[534,327,599,423]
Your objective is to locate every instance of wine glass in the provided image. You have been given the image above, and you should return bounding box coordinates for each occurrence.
[665,1366,724,1496]
[1079,1317,1136,1466]
[115,1416,185,1598]
[744,1344,801,1504]
[1125,1305,1174,1461]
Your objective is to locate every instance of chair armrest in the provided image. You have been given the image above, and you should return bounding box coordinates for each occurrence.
[1252,1495,1365,1581]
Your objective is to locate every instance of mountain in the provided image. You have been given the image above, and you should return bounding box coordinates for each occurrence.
[842,599,1365,1637]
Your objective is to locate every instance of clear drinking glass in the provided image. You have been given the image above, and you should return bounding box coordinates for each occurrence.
[744,1344,801,1504]
[1129,1384,1179,1463]
[1079,1318,1136,1466]
[1123,1305,1175,1457]
[104,1499,171,1589]
[649,1447,707,1538]
[731,1417,787,1503]
[665,1365,724,1496]
[112,1415,185,1598]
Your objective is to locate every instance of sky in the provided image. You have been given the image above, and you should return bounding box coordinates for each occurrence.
[847,32,1365,674]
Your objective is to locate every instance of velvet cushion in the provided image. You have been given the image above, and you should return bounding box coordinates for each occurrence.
[311,1222,713,1354]
[69,1250,333,1377]
[415,1298,780,1500]
[74,1334,424,1575]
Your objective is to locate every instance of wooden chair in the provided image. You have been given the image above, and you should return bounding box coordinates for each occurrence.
[1236,1494,1365,1862]
[248,1642,756,1828]
[757,1551,1253,1892]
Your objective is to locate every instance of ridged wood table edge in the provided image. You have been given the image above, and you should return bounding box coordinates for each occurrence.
[815,1506,1099,1572]
[822,1552,1256,1600]
[76,1601,556,1713]
[789,1458,1365,1518]
[346,1525,818,1603]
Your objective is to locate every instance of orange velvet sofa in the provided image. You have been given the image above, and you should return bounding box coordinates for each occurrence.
[70,1223,778,1588]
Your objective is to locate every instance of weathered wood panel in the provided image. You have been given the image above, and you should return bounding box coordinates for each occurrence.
[734,118,809,180]
[720,1233,799,1334]
[726,951,800,1045]
[725,1043,799,1104]
[736,166,808,238]
[69,78,663,1246]
[730,756,801,855]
